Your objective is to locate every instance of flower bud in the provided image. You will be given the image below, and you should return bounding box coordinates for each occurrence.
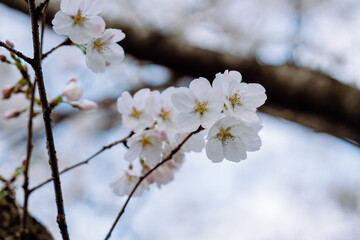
[72,99,98,111]
[2,85,13,99]
[0,55,7,62]
[62,78,82,101]
[4,109,25,120]
[5,40,14,48]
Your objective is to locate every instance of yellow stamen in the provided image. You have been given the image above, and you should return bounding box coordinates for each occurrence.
[159,109,171,121]
[141,136,152,146]
[92,39,105,53]
[216,127,235,145]
[131,107,142,119]
[229,92,242,109]
[72,9,85,25]
[193,99,208,115]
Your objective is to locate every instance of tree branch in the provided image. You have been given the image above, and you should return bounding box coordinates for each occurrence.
[26,0,70,239]
[20,80,36,239]
[104,126,204,240]
[0,40,33,64]
[29,132,133,193]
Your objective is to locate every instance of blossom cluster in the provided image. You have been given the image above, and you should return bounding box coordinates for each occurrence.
[52,0,125,72]
[112,70,266,196]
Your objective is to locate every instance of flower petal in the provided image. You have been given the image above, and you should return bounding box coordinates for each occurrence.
[223,139,247,162]
[85,46,105,72]
[171,88,194,112]
[189,77,212,99]
[175,112,201,132]
[206,139,224,163]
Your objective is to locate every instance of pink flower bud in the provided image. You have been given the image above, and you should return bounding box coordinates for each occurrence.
[4,109,25,120]
[5,40,14,48]
[63,78,82,101]
[72,99,98,111]
[2,85,12,99]
[0,55,7,62]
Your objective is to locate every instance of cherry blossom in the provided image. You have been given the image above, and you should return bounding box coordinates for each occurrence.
[85,29,125,72]
[146,143,185,187]
[152,87,179,133]
[125,130,163,167]
[110,170,149,197]
[117,89,154,132]
[62,78,82,101]
[213,70,267,123]
[205,116,262,163]
[171,77,223,132]
[52,0,106,44]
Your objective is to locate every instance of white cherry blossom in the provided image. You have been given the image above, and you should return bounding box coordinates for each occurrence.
[213,70,267,123]
[146,143,185,187]
[52,0,105,44]
[176,131,206,153]
[117,89,154,132]
[205,116,262,163]
[85,29,125,72]
[110,170,149,197]
[125,130,163,167]
[62,78,82,101]
[171,77,223,132]
[152,87,179,133]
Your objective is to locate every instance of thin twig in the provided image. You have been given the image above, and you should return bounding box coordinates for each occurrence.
[20,80,37,239]
[42,38,72,60]
[0,41,33,64]
[36,0,49,14]
[29,132,134,193]
[104,126,204,240]
[27,0,70,239]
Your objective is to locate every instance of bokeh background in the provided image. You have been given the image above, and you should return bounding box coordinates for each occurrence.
[0,0,360,239]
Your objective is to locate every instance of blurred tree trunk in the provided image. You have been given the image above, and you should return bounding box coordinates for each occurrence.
[0,189,54,240]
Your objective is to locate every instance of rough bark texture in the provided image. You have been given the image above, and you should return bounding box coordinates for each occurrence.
[0,190,54,240]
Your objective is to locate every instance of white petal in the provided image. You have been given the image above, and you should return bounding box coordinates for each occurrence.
[189,77,212,99]
[243,93,267,109]
[175,112,201,132]
[60,0,82,15]
[223,139,247,162]
[206,139,224,163]
[117,92,132,113]
[238,109,262,123]
[52,12,74,35]
[201,108,220,128]
[144,145,162,167]
[171,88,194,112]
[82,16,106,39]
[125,142,142,162]
[85,46,105,72]
[246,83,265,96]
[83,0,103,15]
[105,29,126,43]
[103,43,125,65]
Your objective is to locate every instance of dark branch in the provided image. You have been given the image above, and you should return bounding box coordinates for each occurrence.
[42,38,71,60]
[29,132,133,193]
[27,0,70,239]
[20,80,36,238]
[0,40,33,64]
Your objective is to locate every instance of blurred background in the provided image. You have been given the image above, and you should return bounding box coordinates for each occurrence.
[0,0,360,239]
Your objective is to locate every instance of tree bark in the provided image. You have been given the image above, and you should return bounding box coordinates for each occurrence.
[0,189,54,240]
